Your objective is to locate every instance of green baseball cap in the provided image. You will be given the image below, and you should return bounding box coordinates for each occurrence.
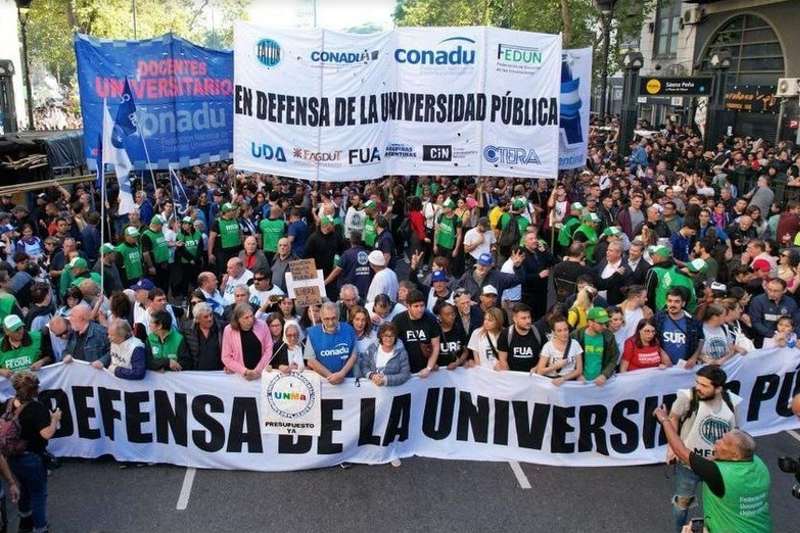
[570,202,584,211]
[3,314,23,332]
[125,226,140,238]
[587,307,610,324]
[320,215,335,226]
[101,243,115,255]
[363,200,377,210]
[512,198,526,210]
[602,227,622,238]
[221,202,236,213]
[582,212,600,223]
[181,216,193,224]
[150,215,164,226]
[647,244,672,258]
[686,258,708,274]
[443,198,456,209]
[69,257,88,271]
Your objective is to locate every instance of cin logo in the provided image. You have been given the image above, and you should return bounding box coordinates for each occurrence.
[256,38,281,68]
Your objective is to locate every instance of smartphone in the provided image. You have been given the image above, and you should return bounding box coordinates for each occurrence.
[689,518,704,532]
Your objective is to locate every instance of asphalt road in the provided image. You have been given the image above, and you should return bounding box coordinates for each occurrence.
[8,430,798,533]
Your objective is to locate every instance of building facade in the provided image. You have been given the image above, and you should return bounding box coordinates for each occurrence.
[628,0,799,141]
[0,0,27,133]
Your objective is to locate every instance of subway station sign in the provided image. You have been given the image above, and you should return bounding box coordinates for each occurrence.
[639,77,712,97]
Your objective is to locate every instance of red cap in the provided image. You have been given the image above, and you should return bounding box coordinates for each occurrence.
[751,259,771,272]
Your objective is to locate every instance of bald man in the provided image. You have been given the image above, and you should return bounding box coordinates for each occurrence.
[221,257,253,306]
[46,315,70,362]
[63,303,110,368]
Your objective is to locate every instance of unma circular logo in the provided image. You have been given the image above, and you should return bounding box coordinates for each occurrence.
[265,373,316,418]
[256,38,281,68]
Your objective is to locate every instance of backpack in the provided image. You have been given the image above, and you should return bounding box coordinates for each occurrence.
[498,215,521,254]
[0,399,28,457]
[397,217,411,243]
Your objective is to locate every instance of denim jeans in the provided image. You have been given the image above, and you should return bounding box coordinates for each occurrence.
[9,453,48,532]
[673,463,701,532]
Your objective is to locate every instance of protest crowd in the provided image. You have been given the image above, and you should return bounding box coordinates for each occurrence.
[0,119,797,532]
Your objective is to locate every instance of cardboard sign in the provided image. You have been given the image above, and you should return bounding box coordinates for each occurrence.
[289,259,317,281]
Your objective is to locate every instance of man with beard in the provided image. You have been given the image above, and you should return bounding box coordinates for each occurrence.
[654,288,704,367]
[663,366,743,532]
[392,289,441,377]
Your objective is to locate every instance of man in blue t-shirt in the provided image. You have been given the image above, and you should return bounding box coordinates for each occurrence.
[655,288,704,366]
[304,302,357,383]
[326,230,373,298]
[287,207,309,257]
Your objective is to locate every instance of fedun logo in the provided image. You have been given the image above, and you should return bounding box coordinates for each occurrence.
[395,36,476,65]
[646,79,662,95]
[497,44,543,65]
[265,373,316,419]
[483,145,541,166]
[256,38,281,68]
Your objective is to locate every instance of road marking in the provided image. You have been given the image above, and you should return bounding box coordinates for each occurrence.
[508,461,531,489]
[176,467,197,511]
[787,430,800,444]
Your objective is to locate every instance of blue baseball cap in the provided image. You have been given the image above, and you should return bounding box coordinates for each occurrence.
[431,270,449,283]
[477,253,494,267]
[130,278,155,292]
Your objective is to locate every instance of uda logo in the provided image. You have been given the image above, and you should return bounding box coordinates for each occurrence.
[265,373,316,419]
[256,38,281,68]
[357,251,369,265]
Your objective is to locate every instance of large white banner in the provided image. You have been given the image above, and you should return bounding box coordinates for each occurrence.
[558,47,592,170]
[233,23,562,181]
[261,371,322,436]
[9,349,799,471]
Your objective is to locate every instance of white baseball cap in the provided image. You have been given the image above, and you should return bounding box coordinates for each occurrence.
[367,250,386,267]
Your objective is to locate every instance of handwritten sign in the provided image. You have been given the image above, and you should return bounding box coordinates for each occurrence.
[289,259,317,281]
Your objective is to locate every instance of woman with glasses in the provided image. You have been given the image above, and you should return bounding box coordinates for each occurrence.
[356,322,410,387]
[777,248,799,291]
[270,320,305,373]
[620,318,671,372]
[265,312,285,351]
[221,303,273,380]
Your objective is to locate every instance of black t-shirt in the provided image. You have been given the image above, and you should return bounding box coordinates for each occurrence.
[497,326,542,372]
[689,451,725,497]
[392,311,442,372]
[240,329,263,370]
[11,399,50,455]
[438,324,467,366]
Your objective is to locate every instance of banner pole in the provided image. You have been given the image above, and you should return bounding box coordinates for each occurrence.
[100,166,106,296]
[139,133,158,193]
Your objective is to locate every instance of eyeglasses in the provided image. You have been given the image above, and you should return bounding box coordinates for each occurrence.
[254,277,266,281]
[55,328,71,339]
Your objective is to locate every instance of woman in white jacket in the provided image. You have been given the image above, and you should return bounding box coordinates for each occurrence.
[107,319,146,380]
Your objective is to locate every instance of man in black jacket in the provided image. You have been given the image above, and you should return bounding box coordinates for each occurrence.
[304,216,345,299]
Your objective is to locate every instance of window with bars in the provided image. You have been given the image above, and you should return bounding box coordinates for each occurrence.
[699,14,785,86]
[653,0,682,58]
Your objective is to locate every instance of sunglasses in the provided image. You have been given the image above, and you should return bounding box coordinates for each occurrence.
[55,329,71,339]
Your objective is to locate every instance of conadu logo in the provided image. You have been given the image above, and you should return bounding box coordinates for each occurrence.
[395,36,476,65]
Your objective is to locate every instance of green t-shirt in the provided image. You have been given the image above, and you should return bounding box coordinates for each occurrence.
[703,456,772,533]
[0,330,42,372]
[436,213,460,250]
[143,229,170,264]
[115,242,144,281]
[259,218,285,253]
[147,330,184,360]
[218,218,242,249]
[0,294,16,324]
[177,230,202,262]
[583,331,605,380]
[363,217,377,247]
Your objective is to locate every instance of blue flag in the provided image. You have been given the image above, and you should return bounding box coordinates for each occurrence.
[170,167,190,215]
[112,78,138,149]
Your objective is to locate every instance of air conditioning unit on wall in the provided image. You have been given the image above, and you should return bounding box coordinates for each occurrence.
[776,78,800,97]
[683,7,704,26]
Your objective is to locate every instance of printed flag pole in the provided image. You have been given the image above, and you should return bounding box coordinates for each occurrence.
[169,167,190,216]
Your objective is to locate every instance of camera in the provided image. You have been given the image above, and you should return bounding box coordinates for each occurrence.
[777,456,800,498]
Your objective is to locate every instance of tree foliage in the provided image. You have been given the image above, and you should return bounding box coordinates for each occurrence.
[25,0,250,83]
[394,0,656,77]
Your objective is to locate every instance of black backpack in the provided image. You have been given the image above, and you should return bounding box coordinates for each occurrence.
[498,216,521,254]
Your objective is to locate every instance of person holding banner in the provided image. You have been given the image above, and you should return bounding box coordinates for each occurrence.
[535,315,583,385]
[304,302,357,384]
[146,310,190,373]
[357,322,410,387]
[221,303,273,381]
[269,320,305,373]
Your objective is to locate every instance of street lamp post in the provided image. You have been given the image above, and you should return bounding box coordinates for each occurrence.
[16,0,34,131]
[618,51,644,158]
[703,49,732,152]
[594,0,617,120]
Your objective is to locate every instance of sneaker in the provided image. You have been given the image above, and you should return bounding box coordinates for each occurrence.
[390,458,402,467]
[338,462,352,470]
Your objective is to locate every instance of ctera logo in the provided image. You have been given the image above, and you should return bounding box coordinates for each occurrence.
[251,142,287,162]
[310,49,379,64]
[348,147,381,165]
[256,38,281,68]
[395,36,476,65]
[483,145,541,166]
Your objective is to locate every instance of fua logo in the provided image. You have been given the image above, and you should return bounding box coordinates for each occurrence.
[395,36,476,65]
[256,38,281,68]
[251,142,287,162]
[348,147,381,165]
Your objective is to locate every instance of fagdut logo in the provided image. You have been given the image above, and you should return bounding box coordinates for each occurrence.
[496,43,543,75]
[483,145,541,166]
[265,373,316,419]
[292,147,343,166]
[256,38,281,68]
[395,36,476,66]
